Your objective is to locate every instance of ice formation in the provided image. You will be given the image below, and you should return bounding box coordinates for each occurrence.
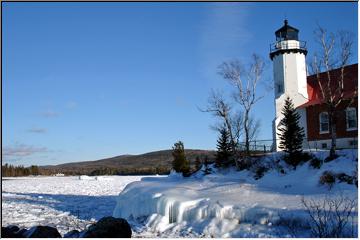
[113,150,358,237]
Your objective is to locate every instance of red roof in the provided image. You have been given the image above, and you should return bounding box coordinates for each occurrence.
[298,63,358,108]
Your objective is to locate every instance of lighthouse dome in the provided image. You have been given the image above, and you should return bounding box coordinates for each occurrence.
[275,20,299,41]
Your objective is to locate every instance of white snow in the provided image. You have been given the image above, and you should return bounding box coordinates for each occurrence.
[113,150,358,237]
[78,175,95,180]
[2,175,154,236]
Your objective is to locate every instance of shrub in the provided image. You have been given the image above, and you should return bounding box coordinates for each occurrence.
[283,153,304,170]
[254,166,269,180]
[238,156,253,170]
[336,173,353,185]
[309,157,322,169]
[301,195,357,237]
[277,213,311,237]
[202,156,212,175]
[324,154,339,162]
[301,152,313,162]
[353,169,358,187]
[319,171,336,189]
[194,156,202,172]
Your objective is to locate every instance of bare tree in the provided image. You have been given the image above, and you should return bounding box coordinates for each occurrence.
[218,54,265,156]
[310,26,356,159]
[200,90,243,168]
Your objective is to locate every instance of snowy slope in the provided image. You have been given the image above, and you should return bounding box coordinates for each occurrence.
[113,150,358,237]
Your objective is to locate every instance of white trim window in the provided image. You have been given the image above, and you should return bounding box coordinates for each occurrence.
[346,107,357,131]
[319,112,329,134]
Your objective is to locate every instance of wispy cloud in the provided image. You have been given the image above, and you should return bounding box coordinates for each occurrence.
[41,110,59,118]
[198,3,252,79]
[27,127,47,134]
[2,143,48,158]
[65,101,78,110]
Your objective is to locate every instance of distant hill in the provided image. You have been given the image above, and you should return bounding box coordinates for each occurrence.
[40,149,216,175]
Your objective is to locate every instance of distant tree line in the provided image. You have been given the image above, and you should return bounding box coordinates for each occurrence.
[2,164,41,177]
[89,166,171,176]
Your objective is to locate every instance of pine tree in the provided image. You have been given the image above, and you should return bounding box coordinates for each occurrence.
[215,125,233,168]
[277,97,305,169]
[172,141,190,176]
[195,156,202,171]
[203,156,212,175]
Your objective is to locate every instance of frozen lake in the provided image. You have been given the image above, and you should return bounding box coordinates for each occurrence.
[1,175,155,236]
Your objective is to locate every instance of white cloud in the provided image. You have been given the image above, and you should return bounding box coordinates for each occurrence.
[2,143,48,158]
[198,3,252,79]
[27,127,47,134]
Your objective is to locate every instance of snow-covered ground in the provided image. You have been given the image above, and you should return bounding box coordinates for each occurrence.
[2,175,156,236]
[113,150,358,237]
[2,150,358,238]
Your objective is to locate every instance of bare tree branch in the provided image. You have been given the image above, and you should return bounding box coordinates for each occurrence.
[200,89,244,168]
[218,54,265,156]
[311,25,355,158]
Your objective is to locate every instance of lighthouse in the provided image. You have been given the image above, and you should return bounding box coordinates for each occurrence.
[270,20,308,151]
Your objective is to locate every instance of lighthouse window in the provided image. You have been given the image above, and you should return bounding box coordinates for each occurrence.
[346,107,357,130]
[277,83,284,94]
[319,112,329,134]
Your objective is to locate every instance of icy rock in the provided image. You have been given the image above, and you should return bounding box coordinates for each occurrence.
[23,226,61,238]
[81,216,132,238]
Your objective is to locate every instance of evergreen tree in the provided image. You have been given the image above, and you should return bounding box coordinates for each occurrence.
[2,164,41,177]
[195,156,202,171]
[202,156,212,175]
[172,141,190,176]
[277,97,305,168]
[215,125,233,168]
[30,165,40,175]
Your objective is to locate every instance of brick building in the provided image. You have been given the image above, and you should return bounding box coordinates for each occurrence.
[298,64,358,149]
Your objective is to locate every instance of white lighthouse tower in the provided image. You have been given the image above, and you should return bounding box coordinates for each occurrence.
[270,20,308,151]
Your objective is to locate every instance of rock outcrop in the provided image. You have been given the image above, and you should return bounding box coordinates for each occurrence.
[1,217,131,238]
[81,217,132,238]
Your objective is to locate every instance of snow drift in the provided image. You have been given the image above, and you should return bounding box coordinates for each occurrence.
[113,150,358,237]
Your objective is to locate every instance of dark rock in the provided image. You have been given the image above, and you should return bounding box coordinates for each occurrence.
[82,216,132,238]
[16,228,29,237]
[24,226,61,238]
[7,225,20,232]
[64,229,80,238]
[2,226,22,238]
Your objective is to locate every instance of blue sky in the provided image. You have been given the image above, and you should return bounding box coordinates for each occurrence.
[2,2,358,166]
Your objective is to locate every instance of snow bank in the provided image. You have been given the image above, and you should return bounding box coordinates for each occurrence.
[113,150,358,237]
[95,176,113,181]
[79,175,95,180]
